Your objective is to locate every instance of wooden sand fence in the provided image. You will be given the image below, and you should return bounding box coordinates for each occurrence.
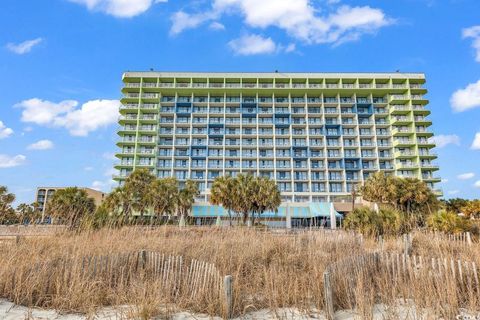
[0,250,233,317]
[323,251,480,319]
[413,230,476,246]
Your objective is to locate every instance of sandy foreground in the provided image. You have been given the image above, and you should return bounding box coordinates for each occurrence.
[1,299,478,320]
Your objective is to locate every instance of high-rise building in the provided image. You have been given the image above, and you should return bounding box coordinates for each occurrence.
[115,72,441,205]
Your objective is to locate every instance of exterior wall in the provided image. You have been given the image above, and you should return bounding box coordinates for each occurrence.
[115,72,441,203]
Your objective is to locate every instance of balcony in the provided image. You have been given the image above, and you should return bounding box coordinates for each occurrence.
[259,83,273,89]
[420,163,440,170]
[418,151,437,158]
[396,162,419,169]
[411,95,428,103]
[389,95,409,103]
[138,126,156,132]
[395,150,416,158]
[209,83,224,88]
[417,139,435,147]
[292,83,306,89]
[340,98,354,104]
[358,120,374,126]
[120,104,139,110]
[414,117,432,125]
[393,139,415,147]
[392,128,414,136]
[158,83,174,88]
[373,98,387,104]
[391,105,410,113]
[412,105,430,114]
[142,94,159,99]
[361,153,377,158]
[416,128,433,137]
[391,116,412,125]
[119,115,137,122]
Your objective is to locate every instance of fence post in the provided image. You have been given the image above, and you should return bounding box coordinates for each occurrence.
[378,235,384,251]
[323,270,334,320]
[224,275,233,319]
[139,250,147,270]
[403,234,411,256]
[466,232,472,246]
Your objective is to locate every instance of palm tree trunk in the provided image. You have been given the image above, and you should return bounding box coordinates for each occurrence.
[242,212,248,225]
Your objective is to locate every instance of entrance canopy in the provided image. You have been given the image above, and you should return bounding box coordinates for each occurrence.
[191,202,342,219]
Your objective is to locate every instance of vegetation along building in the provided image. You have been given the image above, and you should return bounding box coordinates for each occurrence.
[115,72,441,223]
[36,187,105,219]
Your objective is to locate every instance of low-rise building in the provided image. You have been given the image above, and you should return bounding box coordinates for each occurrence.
[35,187,105,220]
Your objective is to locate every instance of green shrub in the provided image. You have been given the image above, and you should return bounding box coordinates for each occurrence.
[344,207,404,237]
[427,210,475,234]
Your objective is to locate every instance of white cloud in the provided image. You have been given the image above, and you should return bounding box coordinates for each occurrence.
[15,98,120,137]
[457,173,475,180]
[170,11,216,35]
[463,25,480,62]
[441,179,449,183]
[450,79,480,112]
[69,0,165,18]
[171,0,393,46]
[53,99,120,136]
[92,178,116,192]
[0,121,13,139]
[471,132,480,150]
[209,21,225,31]
[15,98,77,125]
[0,154,26,168]
[475,180,480,189]
[84,166,94,171]
[27,139,54,150]
[6,38,43,55]
[228,34,277,55]
[447,190,460,195]
[429,134,460,148]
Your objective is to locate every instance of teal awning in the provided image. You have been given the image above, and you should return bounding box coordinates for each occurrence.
[191,203,341,219]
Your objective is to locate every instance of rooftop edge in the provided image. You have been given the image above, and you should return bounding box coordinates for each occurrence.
[122,71,426,80]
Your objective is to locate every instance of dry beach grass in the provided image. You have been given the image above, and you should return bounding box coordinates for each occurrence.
[0,226,479,319]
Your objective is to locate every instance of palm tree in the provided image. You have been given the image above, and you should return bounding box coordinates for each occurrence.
[16,203,37,224]
[177,180,199,221]
[361,172,397,206]
[250,176,281,225]
[210,176,237,226]
[396,178,428,212]
[148,177,178,224]
[0,186,17,225]
[123,169,156,218]
[104,187,132,225]
[232,174,255,225]
[462,200,480,219]
[0,186,15,213]
[46,187,96,229]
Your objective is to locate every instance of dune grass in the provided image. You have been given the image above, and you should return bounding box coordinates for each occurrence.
[0,227,478,318]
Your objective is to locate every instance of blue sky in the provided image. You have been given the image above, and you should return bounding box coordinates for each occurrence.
[1,0,480,205]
